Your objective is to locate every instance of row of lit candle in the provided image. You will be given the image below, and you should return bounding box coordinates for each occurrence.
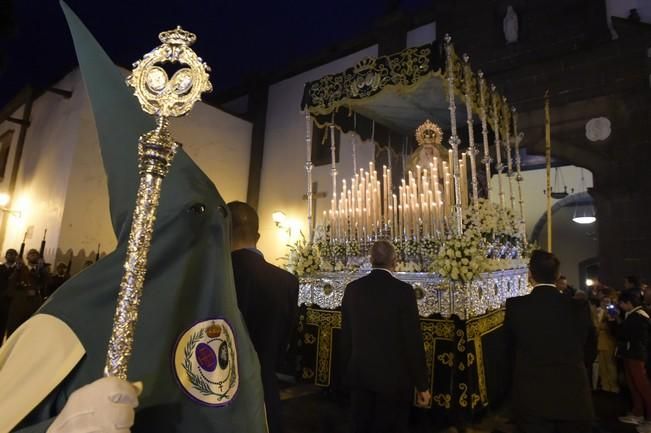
[322,153,472,242]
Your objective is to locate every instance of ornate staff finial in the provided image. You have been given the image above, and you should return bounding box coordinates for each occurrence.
[128,26,211,118]
[105,27,212,380]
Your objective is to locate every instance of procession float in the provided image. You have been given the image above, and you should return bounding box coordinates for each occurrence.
[286,35,531,419]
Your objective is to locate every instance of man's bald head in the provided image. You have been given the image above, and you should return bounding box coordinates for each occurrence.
[370,240,397,270]
[227,201,260,249]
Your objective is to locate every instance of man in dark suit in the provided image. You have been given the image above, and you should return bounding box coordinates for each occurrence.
[0,248,18,344]
[5,249,49,337]
[341,240,431,433]
[227,201,299,433]
[504,250,597,433]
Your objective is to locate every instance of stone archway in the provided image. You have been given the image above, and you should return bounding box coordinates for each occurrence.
[529,192,593,244]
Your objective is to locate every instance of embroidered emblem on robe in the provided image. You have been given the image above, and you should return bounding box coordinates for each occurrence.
[174,319,239,405]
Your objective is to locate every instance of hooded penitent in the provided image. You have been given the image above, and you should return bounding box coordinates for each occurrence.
[0,2,267,432]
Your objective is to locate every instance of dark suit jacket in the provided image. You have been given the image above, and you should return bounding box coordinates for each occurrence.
[231,249,299,374]
[504,284,596,421]
[0,263,17,298]
[341,269,428,394]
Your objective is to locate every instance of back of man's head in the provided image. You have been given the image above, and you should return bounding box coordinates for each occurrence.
[529,249,560,285]
[620,290,642,307]
[227,201,259,247]
[625,275,640,289]
[370,240,396,270]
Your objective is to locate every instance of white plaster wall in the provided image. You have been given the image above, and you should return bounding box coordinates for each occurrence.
[258,46,378,264]
[170,103,251,204]
[537,206,598,288]
[0,110,23,249]
[406,21,436,48]
[0,71,83,263]
[57,87,115,266]
[56,72,252,267]
[490,166,595,287]
[490,165,594,240]
[0,68,252,269]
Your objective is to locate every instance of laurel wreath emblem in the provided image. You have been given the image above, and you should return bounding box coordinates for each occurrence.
[182,326,237,400]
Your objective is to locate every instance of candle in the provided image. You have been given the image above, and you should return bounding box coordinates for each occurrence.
[405,204,411,235]
[459,155,466,210]
[392,194,398,238]
[387,168,391,193]
[420,193,427,236]
[382,166,387,225]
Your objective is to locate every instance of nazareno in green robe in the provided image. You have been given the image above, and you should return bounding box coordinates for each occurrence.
[10,3,268,432]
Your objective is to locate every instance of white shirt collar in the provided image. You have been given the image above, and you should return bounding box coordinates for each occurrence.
[372,268,394,277]
[533,283,557,289]
[626,306,650,319]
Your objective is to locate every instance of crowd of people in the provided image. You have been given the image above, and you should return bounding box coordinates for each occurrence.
[0,248,70,343]
[585,274,651,432]
[2,208,651,433]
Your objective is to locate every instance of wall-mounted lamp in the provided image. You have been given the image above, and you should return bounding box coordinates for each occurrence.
[272,210,294,240]
[585,278,594,287]
[272,211,287,227]
[0,193,21,217]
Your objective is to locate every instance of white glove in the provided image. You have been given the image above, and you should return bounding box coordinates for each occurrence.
[47,376,142,433]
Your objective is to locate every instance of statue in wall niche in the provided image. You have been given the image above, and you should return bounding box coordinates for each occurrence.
[503,5,519,44]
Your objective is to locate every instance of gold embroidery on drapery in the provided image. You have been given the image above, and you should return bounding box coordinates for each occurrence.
[420,319,455,409]
[456,329,466,352]
[305,46,435,115]
[434,393,452,409]
[467,309,506,406]
[437,352,454,367]
[305,308,342,387]
[459,383,469,407]
[471,393,481,409]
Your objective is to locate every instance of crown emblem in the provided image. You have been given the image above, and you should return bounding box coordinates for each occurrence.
[415,119,443,146]
[205,322,222,338]
[158,26,197,46]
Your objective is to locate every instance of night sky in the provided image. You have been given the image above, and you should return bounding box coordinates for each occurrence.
[0,0,432,108]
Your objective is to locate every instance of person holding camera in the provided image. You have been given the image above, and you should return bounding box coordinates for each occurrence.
[611,291,651,431]
[595,296,619,393]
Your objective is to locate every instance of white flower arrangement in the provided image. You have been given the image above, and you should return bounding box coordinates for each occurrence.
[484,257,526,272]
[320,260,347,272]
[284,232,321,277]
[464,198,519,239]
[431,229,488,282]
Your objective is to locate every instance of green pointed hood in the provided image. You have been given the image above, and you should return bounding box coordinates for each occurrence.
[27,4,268,432]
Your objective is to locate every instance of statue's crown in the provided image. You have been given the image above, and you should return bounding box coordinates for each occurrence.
[415,119,443,146]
